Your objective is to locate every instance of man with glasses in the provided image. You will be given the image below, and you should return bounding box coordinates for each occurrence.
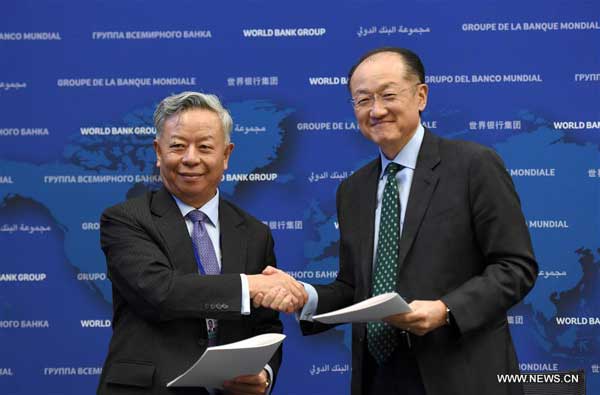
[258,47,538,394]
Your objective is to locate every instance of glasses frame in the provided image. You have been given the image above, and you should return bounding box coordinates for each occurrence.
[349,83,423,110]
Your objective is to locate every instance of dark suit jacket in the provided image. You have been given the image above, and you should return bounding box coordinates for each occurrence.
[97,187,283,394]
[302,130,537,395]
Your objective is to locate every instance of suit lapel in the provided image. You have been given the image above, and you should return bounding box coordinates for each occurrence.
[150,187,198,274]
[359,159,381,298]
[397,130,440,273]
[218,199,247,274]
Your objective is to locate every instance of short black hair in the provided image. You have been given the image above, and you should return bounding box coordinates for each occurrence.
[347,47,425,91]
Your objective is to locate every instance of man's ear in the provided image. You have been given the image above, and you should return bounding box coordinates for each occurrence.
[153,139,161,167]
[223,143,234,170]
[417,83,429,112]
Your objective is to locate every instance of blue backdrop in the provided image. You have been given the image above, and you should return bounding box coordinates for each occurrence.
[1,0,599,393]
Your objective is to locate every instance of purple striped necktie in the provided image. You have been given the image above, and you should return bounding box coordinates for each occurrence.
[187,209,220,349]
[187,210,220,275]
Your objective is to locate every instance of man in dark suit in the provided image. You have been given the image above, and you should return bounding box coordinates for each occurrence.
[258,48,538,394]
[97,91,306,395]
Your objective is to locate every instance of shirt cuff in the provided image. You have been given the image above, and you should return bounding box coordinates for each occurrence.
[297,282,318,321]
[240,274,250,315]
[264,364,274,395]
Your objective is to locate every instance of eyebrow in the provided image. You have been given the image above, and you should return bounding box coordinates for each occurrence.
[353,82,401,95]
[167,134,186,141]
[168,133,215,142]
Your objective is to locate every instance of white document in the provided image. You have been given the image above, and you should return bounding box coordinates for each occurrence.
[312,292,412,324]
[167,333,285,389]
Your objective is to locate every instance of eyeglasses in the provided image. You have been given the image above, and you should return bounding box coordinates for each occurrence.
[349,83,421,110]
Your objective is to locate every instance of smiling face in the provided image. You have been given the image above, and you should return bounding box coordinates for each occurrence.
[349,52,428,159]
[154,108,233,208]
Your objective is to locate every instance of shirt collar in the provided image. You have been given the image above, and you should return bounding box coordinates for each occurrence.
[172,190,220,226]
[379,123,425,179]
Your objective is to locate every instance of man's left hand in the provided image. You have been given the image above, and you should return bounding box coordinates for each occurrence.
[223,369,270,395]
[384,300,448,336]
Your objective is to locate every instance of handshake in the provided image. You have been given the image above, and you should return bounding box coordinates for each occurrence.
[248,266,308,313]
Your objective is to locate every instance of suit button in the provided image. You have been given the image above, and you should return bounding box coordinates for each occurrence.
[210,304,216,310]
[223,304,229,309]
[204,303,210,309]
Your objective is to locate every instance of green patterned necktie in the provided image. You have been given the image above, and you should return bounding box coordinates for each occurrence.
[368,162,403,365]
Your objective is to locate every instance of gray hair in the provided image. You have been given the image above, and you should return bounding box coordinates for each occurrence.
[153,91,233,142]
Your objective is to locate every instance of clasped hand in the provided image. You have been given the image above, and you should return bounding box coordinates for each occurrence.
[248,266,307,313]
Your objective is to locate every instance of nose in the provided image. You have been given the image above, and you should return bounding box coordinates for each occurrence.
[182,145,201,166]
[369,97,388,119]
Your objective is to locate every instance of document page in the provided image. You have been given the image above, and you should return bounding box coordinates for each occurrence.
[167,333,285,388]
[312,292,411,324]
